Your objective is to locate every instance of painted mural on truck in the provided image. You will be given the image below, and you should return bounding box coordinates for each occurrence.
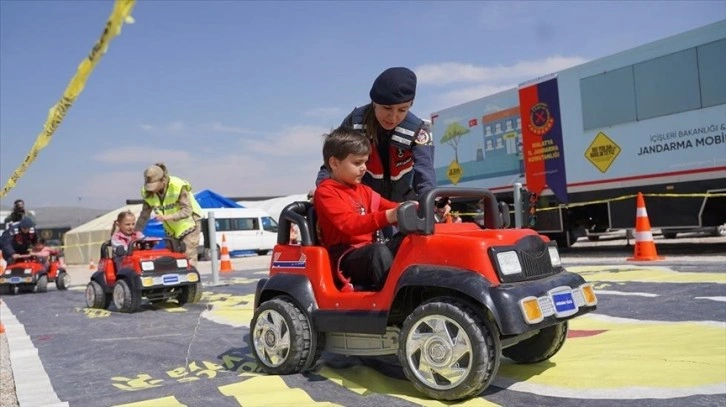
[431,89,525,190]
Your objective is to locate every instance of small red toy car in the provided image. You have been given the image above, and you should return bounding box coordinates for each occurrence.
[0,252,70,295]
[250,187,598,401]
[85,237,202,313]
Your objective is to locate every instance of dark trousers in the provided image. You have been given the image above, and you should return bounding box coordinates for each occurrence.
[339,233,404,290]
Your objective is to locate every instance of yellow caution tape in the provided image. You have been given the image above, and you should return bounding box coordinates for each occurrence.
[0,0,137,198]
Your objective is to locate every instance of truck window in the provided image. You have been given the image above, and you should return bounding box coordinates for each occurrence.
[261,216,278,233]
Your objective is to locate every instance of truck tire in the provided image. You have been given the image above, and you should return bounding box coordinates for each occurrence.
[502,321,568,364]
[250,297,322,375]
[713,224,726,237]
[113,279,141,313]
[398,298,501,401]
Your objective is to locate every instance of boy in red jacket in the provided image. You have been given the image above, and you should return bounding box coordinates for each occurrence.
[314,126,405,290]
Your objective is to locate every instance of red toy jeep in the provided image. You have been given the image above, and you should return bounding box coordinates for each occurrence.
[250,187,598,401]
[85,238,202,313]
[0,252,70,295]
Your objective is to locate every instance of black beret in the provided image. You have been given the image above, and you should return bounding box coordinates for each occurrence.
[369,67,417,105]
[19,217,35,229]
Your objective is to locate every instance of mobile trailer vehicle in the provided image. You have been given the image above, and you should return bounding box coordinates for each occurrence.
[250,187,597,401]
[197,207,278,260]
[430,21,726,246]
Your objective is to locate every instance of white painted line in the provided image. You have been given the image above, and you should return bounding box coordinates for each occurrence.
[695,296,726,302]
[0,300,68,407]
[596,290,659,297]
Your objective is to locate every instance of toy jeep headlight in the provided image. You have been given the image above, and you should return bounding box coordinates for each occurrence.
[496,251,522,275]
[176,259,188,269]
[141,261,154,271]
[24,268,32,275]
[547,245,562,267]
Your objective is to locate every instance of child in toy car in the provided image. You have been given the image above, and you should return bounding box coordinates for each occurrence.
[110,210,145,250]
[314,126,407,291]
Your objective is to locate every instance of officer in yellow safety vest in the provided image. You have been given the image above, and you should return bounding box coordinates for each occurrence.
[135,163,203,267]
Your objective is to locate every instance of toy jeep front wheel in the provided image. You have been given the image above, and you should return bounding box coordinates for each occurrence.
[503,322,568,364]
[178,282,203,306]
[86,281,111,309]
[36,275,48,293]
[250,297,319,375]
[399,298,501,401]
[55,271,70,290]
[113,279,141,313]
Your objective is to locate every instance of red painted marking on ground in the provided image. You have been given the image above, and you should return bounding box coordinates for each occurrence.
[567,329,607,338]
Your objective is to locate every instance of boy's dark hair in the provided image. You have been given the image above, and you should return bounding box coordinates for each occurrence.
[322,126,371,170]
[37,237,46,245]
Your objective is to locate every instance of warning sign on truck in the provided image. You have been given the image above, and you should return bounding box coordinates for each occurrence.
[586,132,621,173]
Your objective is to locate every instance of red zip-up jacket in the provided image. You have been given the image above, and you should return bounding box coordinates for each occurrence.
[314,179,397,247]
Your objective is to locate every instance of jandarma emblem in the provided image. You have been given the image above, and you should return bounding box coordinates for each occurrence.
[528,102,554,135]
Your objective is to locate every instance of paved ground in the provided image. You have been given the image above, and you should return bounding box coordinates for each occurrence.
[1,238,725,407]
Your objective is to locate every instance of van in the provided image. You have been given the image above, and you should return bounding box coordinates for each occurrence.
[196,208,278,260]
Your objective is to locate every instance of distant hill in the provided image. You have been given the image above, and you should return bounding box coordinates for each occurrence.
[1,206,110,229]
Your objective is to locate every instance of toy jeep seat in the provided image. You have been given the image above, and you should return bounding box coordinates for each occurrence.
[100,241,114,260]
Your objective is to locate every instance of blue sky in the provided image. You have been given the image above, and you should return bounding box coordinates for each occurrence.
[1,1,724,209]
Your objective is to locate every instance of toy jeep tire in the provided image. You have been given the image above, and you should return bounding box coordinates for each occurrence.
[251,297,320,375]
[55,271,70,290]
[503,322,569,364]
[113,279,141,313]
[398,298,501,401]
[178,282,203,306]
[86,281,110,309]
[36,275,48,293]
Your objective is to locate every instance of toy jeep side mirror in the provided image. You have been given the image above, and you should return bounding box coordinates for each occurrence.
[397,201,422,235]
[115,245,126,257]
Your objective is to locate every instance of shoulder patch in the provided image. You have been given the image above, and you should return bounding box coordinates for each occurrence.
[414,128,433,145]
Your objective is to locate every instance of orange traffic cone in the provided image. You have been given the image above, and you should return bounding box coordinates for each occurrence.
[0,251,5,275]
[89,258,96,270]
[220,234,232,273]
[0,299,5,335]
[627,192,664,261]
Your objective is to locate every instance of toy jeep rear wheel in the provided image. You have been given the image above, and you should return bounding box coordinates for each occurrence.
[503,322,568,364]
[178,282,203,306]
[86,281,111,309]
[250,297,321,375]
[399,298,501,401]
[55,271,70,290]
[113,279,141,313]
[36,275,48,293]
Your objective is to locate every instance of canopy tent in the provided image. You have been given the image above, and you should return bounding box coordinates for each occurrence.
[63,203,142,265]
[237,193,309,224]
[63,190,242,265]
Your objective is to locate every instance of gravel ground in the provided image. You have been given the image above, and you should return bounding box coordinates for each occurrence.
[1,322,19,407]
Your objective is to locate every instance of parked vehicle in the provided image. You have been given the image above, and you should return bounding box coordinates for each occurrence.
[430,21,726,247]
[197,208,278,260]
[250,187,598,401]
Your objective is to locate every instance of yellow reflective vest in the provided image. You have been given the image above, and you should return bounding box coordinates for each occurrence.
[141,176,202,238]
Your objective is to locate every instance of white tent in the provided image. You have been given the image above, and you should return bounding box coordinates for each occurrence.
[63,204,142,265]
[237,194,309,224]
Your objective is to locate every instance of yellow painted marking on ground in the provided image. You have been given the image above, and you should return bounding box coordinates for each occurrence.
[75,307,111,318]
[201,293,255,328]
[317,365,500,406]
[113,396,187,407]
[153,302,188,312]
[498,314,726,389]
[569,265,726,284]
[218,376,341,407]
[225,277,259,285]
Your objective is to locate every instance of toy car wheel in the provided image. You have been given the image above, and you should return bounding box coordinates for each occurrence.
[178,282,203,306]
[399,298,501,401]
[55,271,70,290]
[113,279,141,313]
[36,275,48,293]
[503,322,568,364]
[86,281,111,309]
[250,297,319,375]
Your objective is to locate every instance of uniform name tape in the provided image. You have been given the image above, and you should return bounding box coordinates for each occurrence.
[0,0,137,198]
